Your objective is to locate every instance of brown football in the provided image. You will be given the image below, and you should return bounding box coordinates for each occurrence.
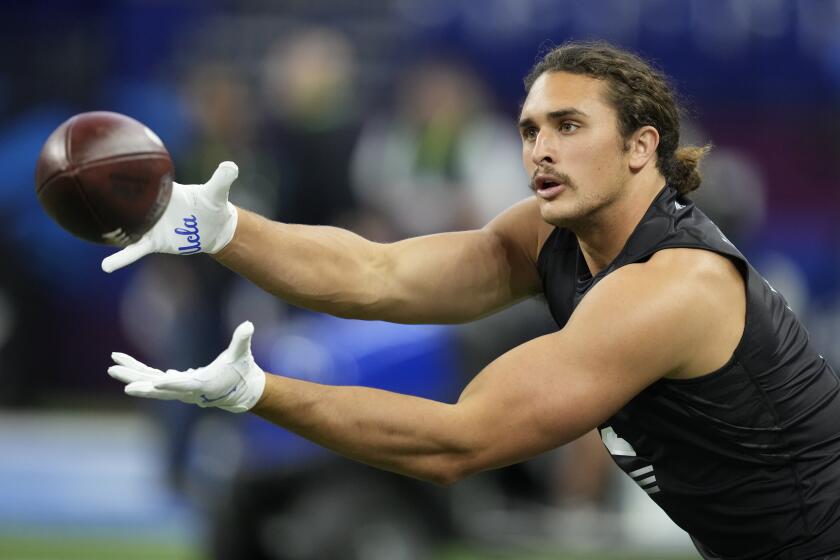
[34,111,173,246]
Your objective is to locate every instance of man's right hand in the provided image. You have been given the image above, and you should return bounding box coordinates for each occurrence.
[101,161,240,273]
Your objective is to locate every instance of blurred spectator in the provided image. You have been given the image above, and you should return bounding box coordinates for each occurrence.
[181,61,278,216]
[351,58,527,237]
[259,27,363,228]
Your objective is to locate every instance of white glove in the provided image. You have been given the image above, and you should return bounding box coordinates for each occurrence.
[107,321,266,413]
[101,161,240,273]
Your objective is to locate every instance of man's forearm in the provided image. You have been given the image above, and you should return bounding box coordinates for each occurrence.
[251,373,473,485]
[213,208,385,319]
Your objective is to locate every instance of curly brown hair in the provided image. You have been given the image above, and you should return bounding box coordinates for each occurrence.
[524,41,709,195]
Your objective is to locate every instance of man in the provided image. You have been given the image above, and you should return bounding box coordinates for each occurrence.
[104,42,840,558]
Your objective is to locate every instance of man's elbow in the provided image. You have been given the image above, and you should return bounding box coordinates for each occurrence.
[425,467,465,487]
[418,453,483,487]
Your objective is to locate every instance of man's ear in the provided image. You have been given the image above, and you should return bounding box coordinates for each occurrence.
[627,126,660,172]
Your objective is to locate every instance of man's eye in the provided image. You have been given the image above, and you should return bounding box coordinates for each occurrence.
[523,127,538,141]
[560,122,579,133]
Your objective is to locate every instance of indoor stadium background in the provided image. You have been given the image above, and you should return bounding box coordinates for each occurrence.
[0,1,838,559]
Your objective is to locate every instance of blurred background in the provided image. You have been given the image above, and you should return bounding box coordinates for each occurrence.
[0,1,839,559]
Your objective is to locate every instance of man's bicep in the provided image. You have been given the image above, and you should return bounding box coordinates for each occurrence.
[452,329,641,474]
[374,199,545,324]
[452,265,695,474]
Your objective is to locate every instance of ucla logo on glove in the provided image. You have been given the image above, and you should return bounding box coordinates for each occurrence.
[175,215,201,254]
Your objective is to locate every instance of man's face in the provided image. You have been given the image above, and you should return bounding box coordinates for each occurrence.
[519,71,631,227]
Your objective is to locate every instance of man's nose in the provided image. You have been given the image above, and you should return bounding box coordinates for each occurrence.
[530,130,557,166]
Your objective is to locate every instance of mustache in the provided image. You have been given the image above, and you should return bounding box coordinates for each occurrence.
[530,168,573,190]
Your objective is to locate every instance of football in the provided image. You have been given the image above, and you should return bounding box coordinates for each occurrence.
[34,111,173,246]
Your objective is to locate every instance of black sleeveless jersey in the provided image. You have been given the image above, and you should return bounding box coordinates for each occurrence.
[536,186,840,559]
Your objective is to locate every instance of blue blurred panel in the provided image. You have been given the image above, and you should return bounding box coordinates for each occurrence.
[0,106,74,209]
[759,214,840,298]
[242,315,461,468]
[399,0,840,104]
[0,413,197,539]
[102,1,205,81]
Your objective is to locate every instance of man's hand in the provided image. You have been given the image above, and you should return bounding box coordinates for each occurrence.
[101,161,240,273]
[108,321,266,413]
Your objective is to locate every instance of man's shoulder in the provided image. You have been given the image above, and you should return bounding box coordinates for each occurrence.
[601,247,744,316]
[643,247,743,290]
[604,247,746,380]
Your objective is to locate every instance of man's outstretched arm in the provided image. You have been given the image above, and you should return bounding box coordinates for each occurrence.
[103,161,546,324]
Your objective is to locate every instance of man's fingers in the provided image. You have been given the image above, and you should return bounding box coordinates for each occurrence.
[125,382,184,401]
[227,321,255,358]
[102,238,155,273]
[108,365,162,384]
[111,352,161,376]
[204,161,238,206]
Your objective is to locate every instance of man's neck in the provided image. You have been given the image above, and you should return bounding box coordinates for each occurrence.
[574,176,667,277]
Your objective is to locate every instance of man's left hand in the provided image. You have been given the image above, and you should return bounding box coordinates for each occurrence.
[108,321,266,413]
